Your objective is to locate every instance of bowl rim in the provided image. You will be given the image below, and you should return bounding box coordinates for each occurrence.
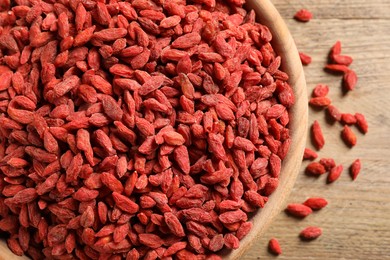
[222,0,308,259]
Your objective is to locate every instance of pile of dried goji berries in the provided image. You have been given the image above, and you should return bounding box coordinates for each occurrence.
[0,0,296,259]
[268,8,368,256]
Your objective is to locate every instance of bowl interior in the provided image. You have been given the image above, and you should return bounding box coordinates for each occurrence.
[0,0,307,259]
[222,0,308,259]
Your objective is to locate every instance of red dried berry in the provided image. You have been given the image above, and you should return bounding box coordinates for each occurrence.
[330,41,342,56]
[268,238,282,255]
[306,162,327,176]
[319,158,336,170]
[294,9,313,22]
[350,159,361,180]
[299,52,312,65]
[327,105,342,121]
[285,203,313,218]
[309,97,331,107]
[303,197,328,210]
[311,120,325,150]
[327,164,344,184]
[343,70,358,91]
[341,125,357,147]
[300,226,322,240]
[341,113,357,125]
[312,84,329,97]
[332,54,353,66]
[303,148,318,161]
[355,113,368,134]
[324,64,350,73]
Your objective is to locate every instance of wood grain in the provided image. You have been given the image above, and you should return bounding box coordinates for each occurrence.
[243,0,390,259]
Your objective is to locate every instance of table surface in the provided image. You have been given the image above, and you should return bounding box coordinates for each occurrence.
[244,0,390,259]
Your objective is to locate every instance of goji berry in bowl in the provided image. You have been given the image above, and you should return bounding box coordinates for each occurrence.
[0,0,307,259]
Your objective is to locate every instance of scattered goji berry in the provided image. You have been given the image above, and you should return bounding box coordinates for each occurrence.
[309,97,331,107]
[294,9,313,22]
[303,197,328,210]
[268,238,282,255]
[341,125,357,147]
[312,84,329,97]
[300,227,322,240]
[299,52,312,65]
[350,159,361,180]
[303,148,318,161]
[343,70,358,91]
[286,204,313,218]
[311,120,325,150]
[327,165,344,184]
[306,162,327,176]
[355,113,368,134]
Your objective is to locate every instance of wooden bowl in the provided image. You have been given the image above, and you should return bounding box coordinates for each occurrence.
[221,0,308,259]
[0,0,307,259]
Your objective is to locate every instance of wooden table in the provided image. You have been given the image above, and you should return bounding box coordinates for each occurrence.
[244,0,390,259]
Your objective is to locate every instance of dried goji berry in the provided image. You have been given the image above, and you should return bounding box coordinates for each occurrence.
[300,226,322,240]
[341,125,357,147]
[268,238,282,255]
[285,203,313,218]
[355,113,368,134]
[303,148,318,161]
[294,9,313,22]
[299,52,312,65]
[327,164,344,184]
[303,197,328,210]
[350,159,361,180]
[311,120,325,150]
[306,162,327,176]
